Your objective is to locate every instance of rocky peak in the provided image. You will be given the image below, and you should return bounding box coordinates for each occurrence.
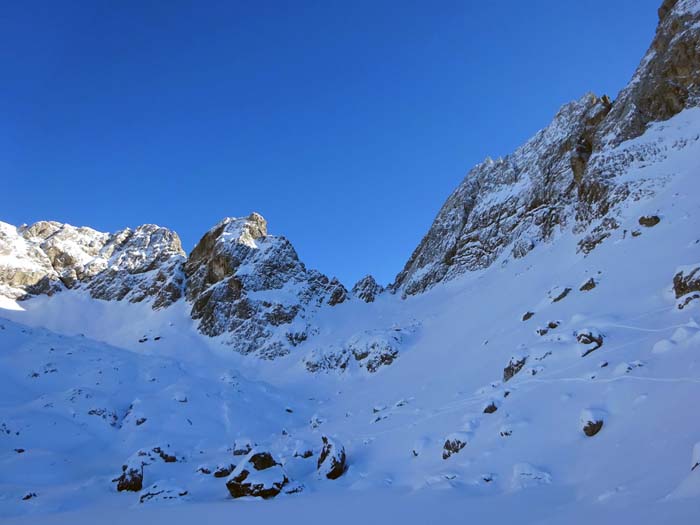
[351,275,384,303]
[184,213,348,358]
[0,220,185,308]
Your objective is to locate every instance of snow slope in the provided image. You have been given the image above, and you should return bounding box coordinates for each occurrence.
[2,107,700,523]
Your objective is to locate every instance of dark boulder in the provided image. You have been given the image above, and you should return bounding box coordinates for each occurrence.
[317,436,347,479]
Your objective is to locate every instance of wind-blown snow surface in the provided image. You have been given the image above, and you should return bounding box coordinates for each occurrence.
[2,109,700,523]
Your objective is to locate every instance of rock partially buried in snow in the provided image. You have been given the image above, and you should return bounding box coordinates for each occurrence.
[225,450,288,499]
[317,436,347,479]
[503,355,527,382]
[305,324,417,374]
[551,287,572,303]
[483,402,498,414]
[511,463,552,490]
[442,432,469,460]
[139,483,189,504]
[673,265,700,309]
[113,463,144,492]
[638,215,660,227]
[580,278,597,291]
[576,329,604,356]
[213,463,236,478]
[580,409,606,437]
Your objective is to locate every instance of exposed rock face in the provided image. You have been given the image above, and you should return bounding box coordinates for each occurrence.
[391,93,613,296]
[0,220,185,308]
[351,275,384,303]
[184,213,348,358]
[593,0,700,149]
[317,436,347,479]
[392,1,700,296]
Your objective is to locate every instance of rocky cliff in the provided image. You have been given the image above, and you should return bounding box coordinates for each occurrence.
[391,0,700,296]
[184,213,347,358]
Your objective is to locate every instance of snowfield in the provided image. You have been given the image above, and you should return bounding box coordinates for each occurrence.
[2,107,700,523]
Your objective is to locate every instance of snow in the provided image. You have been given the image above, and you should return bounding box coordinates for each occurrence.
[2,71,700,525]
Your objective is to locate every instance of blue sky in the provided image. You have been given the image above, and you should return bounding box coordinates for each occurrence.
[2,0,660,286]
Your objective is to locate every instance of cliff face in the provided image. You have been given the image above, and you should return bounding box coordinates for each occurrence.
[392,0,700,296]
[0,220,185,308]
[184,213,347,358]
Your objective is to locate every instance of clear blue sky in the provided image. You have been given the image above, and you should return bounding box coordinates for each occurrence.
[1,0,660,286]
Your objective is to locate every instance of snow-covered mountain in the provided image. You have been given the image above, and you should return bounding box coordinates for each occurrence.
[2,1,700,523]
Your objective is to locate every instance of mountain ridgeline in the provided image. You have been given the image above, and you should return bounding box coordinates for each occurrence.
[1,0,699,357]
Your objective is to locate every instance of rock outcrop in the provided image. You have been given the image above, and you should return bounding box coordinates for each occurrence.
[304,324,417,373]
[317,436,347,479]
[225,450,289,499]
[673,265,700,309]
[0,220,185,308]
[442,433,469,460]
[184,213,348,358]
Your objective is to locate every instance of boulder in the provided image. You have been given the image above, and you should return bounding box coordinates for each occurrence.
[580,278,597,291]
[225,450,288,499]
[213,463,236,478]
[113,464,144,492]
[503,356,527,382]
[317,436,347,479]
[483,402,498,414]
[639,215,660,227]
[580,409,606,437]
